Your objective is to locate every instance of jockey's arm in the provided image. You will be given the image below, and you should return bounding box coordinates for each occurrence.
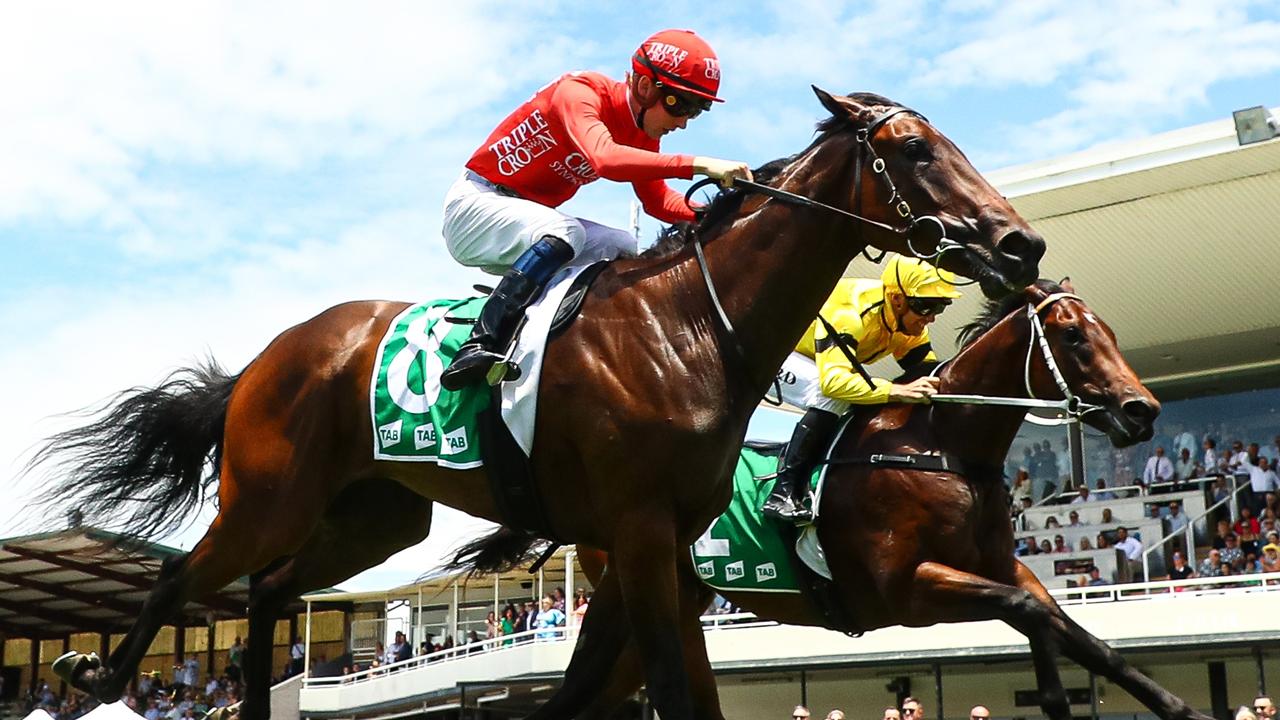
[632,179,697,223]
[814,308,894,404]
[553,79,694,182]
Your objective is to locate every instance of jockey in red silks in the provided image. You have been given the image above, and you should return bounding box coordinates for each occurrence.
[440,29,753,390]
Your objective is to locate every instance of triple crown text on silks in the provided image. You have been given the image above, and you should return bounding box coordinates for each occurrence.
[370,298,489,468]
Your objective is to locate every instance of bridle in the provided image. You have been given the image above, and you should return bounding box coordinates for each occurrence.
[686,106,970,375]
[931,292,1103,420]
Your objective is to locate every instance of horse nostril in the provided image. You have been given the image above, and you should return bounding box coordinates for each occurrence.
[997,229,1046,265]
[1122,399,1156,424]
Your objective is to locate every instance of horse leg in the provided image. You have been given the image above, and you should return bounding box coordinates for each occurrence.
[234,480,434,720]
[576,560,723,720]
[904,562,1073,720]
[610,516,695,720]
[526,567,632,720]
[1009,562,1210,720]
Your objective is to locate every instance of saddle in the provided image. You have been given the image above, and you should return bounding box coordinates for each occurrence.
[478,261,610,540]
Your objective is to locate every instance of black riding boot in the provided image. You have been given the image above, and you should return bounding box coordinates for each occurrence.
[761,407,841,524]
[441,236,574,391]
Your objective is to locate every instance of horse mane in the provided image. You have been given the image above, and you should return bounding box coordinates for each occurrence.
[642,92,904,260]
[956,279,1065,348]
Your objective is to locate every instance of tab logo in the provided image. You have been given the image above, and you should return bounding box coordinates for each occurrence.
[725,561,745,581]
[413,424,437,450]
[755,563,777,583]
[696,560,715,579]
[441,427,469,455]
[377,420,402,448]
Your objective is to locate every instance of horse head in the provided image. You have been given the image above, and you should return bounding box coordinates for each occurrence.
[1025,279,1160,446]
[811,88,1044,298]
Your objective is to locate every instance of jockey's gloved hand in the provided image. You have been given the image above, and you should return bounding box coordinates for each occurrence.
[694,157,753,188]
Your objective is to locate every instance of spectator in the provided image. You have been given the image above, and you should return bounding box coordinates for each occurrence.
[485,611,499,639]
[1095,532,1110,550]
[1237,707,1258,720]
[1213,520,1233,550]
[1221,534,1244,570]
[1143,447,1174,486]
[227,637,245,683]
[1229,441,1249,474]
[1087,566,1109,586]
[1045,516,1061,529]
[1017,497,1037,529]
[1255,696,1276,720]
[825,711,846,720]
[1099,507,1114,525]
[290,636,305,676]
[1069,485,1091,505]
[499,605,517,644]
[970,706,991,720]
[903,697,925,720]
[1175,448,1196,483]
[393,631,412,663]
[553,586,567,612]
[1242,552,1261,574]
[1263,543,1280,573]
[1039,539,1053,555]
[1211,476,1231,505]
[791,706,811,720]
[1011,470,1033,507]
[1198,549,1223,577]
[1079,537,1093,551]
[1247,457,1280,514]
[1093,478,1115,501]
[1066,510,1082,527]
[1053,534,1070,553]
[570,589,590,627]
[883,708,902,720]
[1167,501,1189,536]
[182,655,199,688]
[1168,551,1194,580]
[533,594,566,641]
[1114,526,1143,577]
[1203,438,1219,475]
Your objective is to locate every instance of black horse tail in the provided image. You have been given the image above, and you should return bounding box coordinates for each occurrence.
[439,527,548,580]
[26,360,240,545]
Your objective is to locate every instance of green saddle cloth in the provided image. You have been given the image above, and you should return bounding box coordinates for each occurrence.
[369,298,489,468]
[690,446,823,594]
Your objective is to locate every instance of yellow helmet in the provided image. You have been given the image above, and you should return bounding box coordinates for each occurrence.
[881,254,963,300]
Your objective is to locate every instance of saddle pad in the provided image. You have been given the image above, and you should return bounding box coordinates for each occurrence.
[690,414,855,593]
[369,264,591,466]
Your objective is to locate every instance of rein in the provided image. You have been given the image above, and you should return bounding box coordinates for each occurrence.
[684,106,965,382]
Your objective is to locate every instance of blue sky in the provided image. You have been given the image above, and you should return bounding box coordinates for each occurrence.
[2,1,1279,590]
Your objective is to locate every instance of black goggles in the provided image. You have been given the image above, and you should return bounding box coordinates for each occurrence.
[659,87,712,119]
[906,296,951,317]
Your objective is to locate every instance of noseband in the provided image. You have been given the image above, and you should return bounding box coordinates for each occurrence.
[932,292,1102,419]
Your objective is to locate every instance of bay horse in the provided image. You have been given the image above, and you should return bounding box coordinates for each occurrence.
[544,282,1209,720]
[31,89,1044,720]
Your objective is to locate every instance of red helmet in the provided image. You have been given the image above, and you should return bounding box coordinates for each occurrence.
[631,29,723,104]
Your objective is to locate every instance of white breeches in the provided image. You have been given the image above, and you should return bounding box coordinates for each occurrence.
[773,353,850,415]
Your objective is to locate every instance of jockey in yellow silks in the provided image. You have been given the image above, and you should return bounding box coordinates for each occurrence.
[761,254,964,523]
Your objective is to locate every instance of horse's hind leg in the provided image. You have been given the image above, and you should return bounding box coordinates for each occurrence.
[526,566,632,720]
[236,480,434,720]
[904,562,1073,720]
[1009,562,1210,720]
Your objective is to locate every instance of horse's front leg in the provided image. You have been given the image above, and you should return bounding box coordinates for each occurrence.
[902,562,1073,720]
[1009,561,1211,720]
[611,510,697,720]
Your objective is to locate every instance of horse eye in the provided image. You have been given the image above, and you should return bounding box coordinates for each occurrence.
[903,138,931,161]
[1062,326,1083,344]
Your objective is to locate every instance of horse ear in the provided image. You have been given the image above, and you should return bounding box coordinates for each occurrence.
[1059,276,1077,293]
[812,85,856,120]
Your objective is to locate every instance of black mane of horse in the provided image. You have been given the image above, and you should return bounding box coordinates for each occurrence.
[643,92,905,260]
[957,278,1065,348]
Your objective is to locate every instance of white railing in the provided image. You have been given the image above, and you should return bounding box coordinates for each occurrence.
[302,572,1280,690]
[1139,473,1248,582]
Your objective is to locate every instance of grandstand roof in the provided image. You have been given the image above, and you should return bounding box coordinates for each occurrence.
[852,105,1280,400]
[0,527,264,639]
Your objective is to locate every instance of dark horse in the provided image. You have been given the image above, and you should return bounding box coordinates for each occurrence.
[547,283,1208,720]
[31,90,1044,720]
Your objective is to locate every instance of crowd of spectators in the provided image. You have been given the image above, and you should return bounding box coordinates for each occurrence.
[17,647,245,720]
[780,694,1276,720]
